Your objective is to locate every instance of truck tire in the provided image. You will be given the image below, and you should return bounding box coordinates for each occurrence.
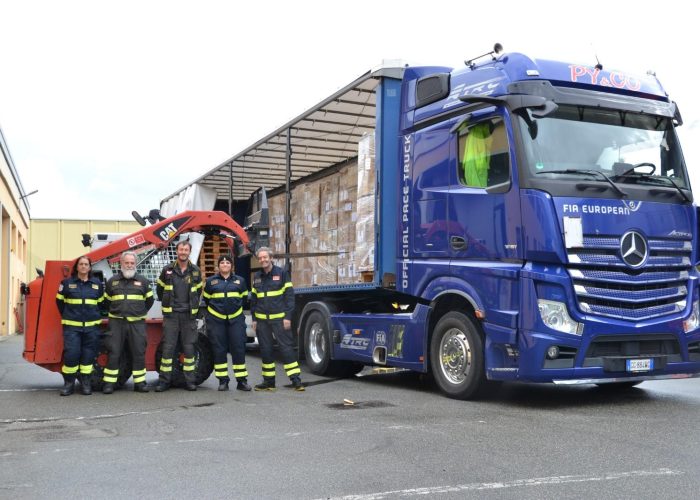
[430,311,487,400]
[156,331,214,387]
[304,310,362,377]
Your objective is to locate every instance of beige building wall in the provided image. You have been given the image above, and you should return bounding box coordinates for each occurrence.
[28,219,141,281]
[0,126,30,336]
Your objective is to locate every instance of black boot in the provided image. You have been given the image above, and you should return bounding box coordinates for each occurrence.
[80,375,92,395]
[60,376,75,396]
[218,379,230,391]
[290,376,305,392]
[155,382,170,392]
[134,382,149,393]
[102,382,114,395]
[254,379,276,392]
[236,379,251,391]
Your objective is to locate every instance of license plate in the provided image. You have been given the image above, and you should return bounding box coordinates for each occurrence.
[626,358,653,372]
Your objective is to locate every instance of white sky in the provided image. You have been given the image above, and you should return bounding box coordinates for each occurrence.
[1,0,698,220]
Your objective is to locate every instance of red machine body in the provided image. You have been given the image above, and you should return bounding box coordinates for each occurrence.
[22,210,251,375]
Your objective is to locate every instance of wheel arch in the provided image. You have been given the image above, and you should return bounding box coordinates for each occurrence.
[427,291,482,363]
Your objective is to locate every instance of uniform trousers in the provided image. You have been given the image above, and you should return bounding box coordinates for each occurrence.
[208,315,247,382]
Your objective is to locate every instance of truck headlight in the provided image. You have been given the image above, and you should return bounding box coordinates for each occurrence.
[683,300,699,333]
[538,299,583,335]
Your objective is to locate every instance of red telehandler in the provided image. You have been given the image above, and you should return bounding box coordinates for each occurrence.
[21,209,267,389]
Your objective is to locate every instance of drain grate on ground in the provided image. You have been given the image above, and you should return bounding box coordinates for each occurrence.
[325,400,395,410]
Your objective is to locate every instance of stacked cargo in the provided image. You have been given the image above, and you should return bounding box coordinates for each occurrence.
[266,133,373,287]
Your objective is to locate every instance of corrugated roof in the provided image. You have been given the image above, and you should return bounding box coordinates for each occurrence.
[161,63,405,204]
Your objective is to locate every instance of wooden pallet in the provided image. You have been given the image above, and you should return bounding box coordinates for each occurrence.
[199,236,231,278]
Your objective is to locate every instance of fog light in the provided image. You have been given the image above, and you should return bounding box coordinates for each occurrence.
[546,345,560,359]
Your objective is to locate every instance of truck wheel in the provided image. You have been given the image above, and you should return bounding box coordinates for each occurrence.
[162,331,214,387]
[304,310,363,377]
[304,311,331,374]
[430,312,486,400]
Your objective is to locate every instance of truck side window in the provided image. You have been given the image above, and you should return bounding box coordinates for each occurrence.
[458,119,509,188]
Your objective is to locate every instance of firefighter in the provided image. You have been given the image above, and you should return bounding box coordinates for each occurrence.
[203,254,251,391]
[102,251,154,394]
[155,240,203,392]
[55,256,105,396]
[250,247,304,391]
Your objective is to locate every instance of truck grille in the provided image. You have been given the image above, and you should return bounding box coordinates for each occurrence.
[567,235,691,321]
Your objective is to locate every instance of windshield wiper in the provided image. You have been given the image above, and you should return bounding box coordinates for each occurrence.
[536,169,628,198]
[615,171,691,203]
[655,176,691,203]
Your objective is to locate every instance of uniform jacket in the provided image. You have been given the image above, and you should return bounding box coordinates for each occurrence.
[156,261,203,316]
[56,275,105,327]
[203,273,248,320]
[105,271,154,321]
[250,265,294,321]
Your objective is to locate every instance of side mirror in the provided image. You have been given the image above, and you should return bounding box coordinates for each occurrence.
[132,211,147,227]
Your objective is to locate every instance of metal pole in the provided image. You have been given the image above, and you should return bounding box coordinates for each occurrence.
[228,162,233,215]
[285,128,292,272]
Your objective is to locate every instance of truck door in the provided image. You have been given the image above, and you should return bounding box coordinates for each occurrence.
[448,111,523,320]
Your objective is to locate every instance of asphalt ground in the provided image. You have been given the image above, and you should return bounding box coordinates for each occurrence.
[2,334,700,499]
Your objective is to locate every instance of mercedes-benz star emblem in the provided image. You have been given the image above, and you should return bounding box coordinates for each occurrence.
[620,231,648,268]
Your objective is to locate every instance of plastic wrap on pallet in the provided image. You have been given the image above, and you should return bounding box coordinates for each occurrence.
[355,133,375,274]
[357,132,376,198]
[268,194,286,256]
[337,247,357,284]
[320,175,339,232]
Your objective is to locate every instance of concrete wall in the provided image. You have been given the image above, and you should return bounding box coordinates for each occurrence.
[0,126,30,336]
[28,219,141,281]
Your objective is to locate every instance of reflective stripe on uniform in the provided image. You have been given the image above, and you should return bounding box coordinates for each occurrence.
[261,362,275,377]
[61,364,79,374]
[284,361,301,377]
[103,367,119,383]
[254,312,285,320]
[206,291,245,299]
[251,282,292,298]
[232,364,248,378]
[214,362,228,377]
[61,319,102,327]
[160,358,173,372]
[162,306,172,313]
[79,364,93,375]
[208,306,242,320]
[133,368,146,383]
[183,357,195,372]
[157,279,173,291]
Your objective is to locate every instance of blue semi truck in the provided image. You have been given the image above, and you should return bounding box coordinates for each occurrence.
[171,46,700,398]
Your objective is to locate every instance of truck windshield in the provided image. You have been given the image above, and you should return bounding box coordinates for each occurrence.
[517,105,690,193]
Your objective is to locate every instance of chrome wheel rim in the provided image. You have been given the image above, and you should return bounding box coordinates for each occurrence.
[439,328,472,384]
[308,322,326,364]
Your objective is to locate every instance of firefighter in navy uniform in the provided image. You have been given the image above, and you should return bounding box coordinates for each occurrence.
[250,247,304,391]
[155,240,203,392]
[55,256,105,396]
[102,251,154,394]
[203,254,251,391]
